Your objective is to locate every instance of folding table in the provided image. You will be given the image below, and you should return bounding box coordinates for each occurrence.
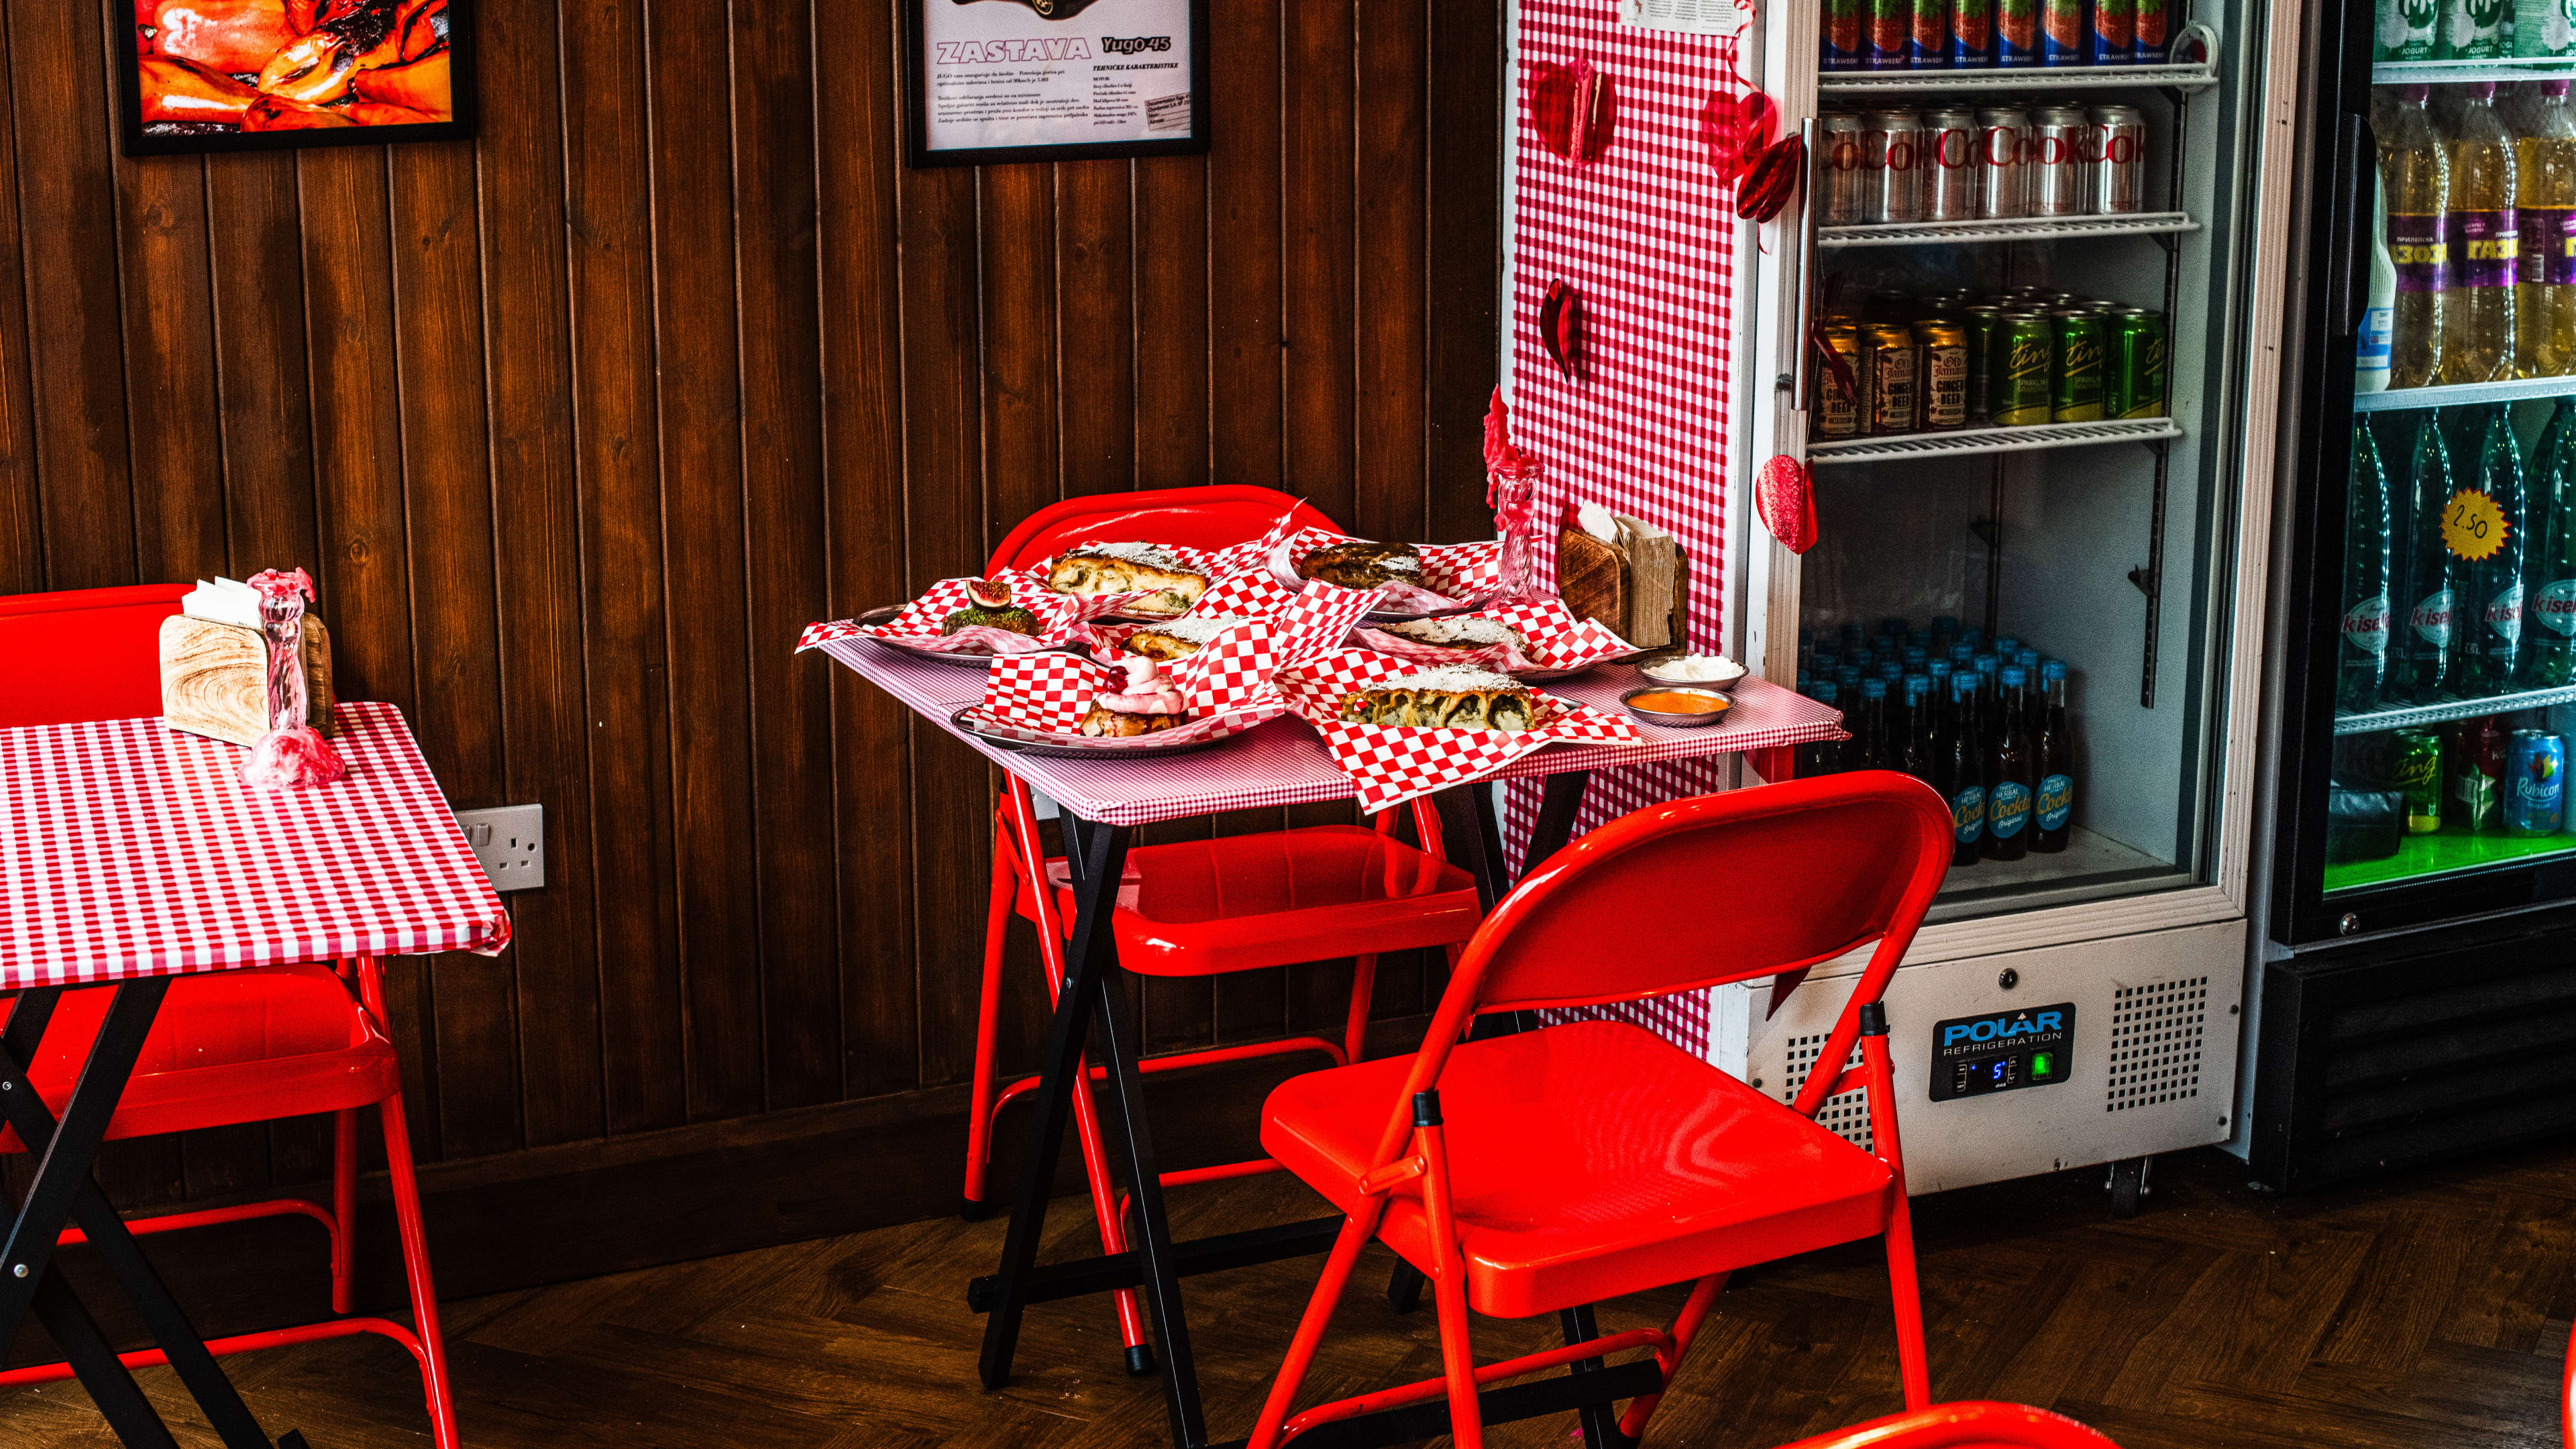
[821,638,1841,1448]
[0,702,510,1449]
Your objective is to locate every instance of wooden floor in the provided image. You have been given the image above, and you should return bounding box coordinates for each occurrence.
[5,1142,2573,1448]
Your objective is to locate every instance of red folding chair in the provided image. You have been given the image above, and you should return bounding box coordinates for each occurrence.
[959,486,1483,1375]
[1770,1401,2122,1448]
[1244,771,1955,1448]
[0,584,459,1449]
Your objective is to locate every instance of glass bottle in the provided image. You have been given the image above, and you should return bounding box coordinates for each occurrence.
[2400,412,2463,700]
[2524,397,2576,683]
[2033,660,2075,853]
[1941,671,1984,868]
[1983,664,2035,861]
[2339,417,2396,713]
[1855,677,1890,771]
[2460,403,2531,692]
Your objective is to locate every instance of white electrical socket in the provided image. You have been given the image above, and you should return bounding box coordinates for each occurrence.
[454,804,545,892]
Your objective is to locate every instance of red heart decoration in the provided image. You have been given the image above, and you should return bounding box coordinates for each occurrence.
[1541,280,1582,381]
[1755,453,1817,554]
[1737,134,1806,223]
[1529,58,1614,166]
[1701,90,1777,183]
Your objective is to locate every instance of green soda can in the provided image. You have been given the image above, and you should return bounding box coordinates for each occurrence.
[1963,306,2005,423]
[1996,313,2055,426]
[2377,0,2437,60]
[2051,311,2108,423]
[2110,308,2169,419]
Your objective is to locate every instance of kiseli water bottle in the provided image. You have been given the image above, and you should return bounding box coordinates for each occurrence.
[2523,397,2576,684]
[2442,83,2520,384]
[2341,419,2396,714]
[2516,80,2576,378]
[2458,405,2531,692]
[2400,413,2463,700]
[2380,86,2451,390]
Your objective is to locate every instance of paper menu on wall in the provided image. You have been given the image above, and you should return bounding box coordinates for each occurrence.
[1615,0,1750,36]
[182,577,262,629]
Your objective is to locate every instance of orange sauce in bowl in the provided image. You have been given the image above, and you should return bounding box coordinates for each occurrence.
[1629,690,1728,714]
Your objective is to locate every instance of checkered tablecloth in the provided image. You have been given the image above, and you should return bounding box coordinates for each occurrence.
[0,702,511,990]
[821,635,1843,828]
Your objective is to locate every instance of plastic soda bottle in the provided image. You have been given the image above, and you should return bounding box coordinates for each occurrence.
[2360,172,2398,393]
[2379,0,2438,58]
[2443,83,2520,384]
[2400,413,2463,700]
[2517,81,2576,378]
[2524,398,2576,683]
[2341,419,2396,714]
[2458,404,2531,691]
[2380,86,2451,390]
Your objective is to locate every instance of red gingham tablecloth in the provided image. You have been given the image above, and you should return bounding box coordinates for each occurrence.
[820,636,1843,828]
[0,702,511,990]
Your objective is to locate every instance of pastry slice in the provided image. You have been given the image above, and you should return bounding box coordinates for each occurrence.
[942,578,1042,637]
[1299,540,1425,590]
[1335,665,1537,732]
[1079,704,1187,737]
[1377,616,1525,653]
[1124,614,1250,663]
[1044,542,1210,617]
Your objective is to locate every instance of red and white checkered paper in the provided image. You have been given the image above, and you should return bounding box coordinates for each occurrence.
[797,572,1087,658]
[0,702,513,991]
[1352,597,1634,676]
[1264,525,1505,615]
[1275,647,1645,813]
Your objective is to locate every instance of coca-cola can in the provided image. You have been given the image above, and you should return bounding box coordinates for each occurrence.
[1862,109,1924,225]
[2031,106,2095,217]
[2090,105,2147,215]
[1975,107,2029,219]
[1817,113,1867,225]
[1921,107,1979,221]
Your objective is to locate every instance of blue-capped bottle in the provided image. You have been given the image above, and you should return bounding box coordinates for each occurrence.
[1898,674,1935,784]
[1939,671,1984,867]
[1855,677,1891,771]
[1804,679,1845,775]
[2033,660,2074,853]
[1984,663,2035,861]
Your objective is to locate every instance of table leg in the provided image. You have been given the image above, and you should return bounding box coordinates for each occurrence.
[0,981,301,1449]
[1520,770,1593,879]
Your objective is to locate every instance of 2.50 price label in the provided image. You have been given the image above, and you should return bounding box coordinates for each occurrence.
[2445,488,2510,563]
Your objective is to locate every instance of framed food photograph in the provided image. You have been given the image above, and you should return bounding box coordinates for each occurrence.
[900,0,1208,168]
[113,0,476,156]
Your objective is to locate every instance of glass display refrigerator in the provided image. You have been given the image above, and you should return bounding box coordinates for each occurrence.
[2249,1,2576,1191]
[1501,0,2300,1209]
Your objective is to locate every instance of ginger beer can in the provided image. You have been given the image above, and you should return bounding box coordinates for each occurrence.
[1865,321,1921,435]
[1817,320,1864,439]
[1917,320,1971,430]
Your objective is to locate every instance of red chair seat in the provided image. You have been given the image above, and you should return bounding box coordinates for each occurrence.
[0,965,398,1149]
[1263,1020,1894,1319]
[1016,825,1481,978]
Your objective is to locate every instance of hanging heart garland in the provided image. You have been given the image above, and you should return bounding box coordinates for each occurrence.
[1528,57,1615,166]
[1755,453,1818,555]
[1540,280,1583,382]
[1700,89,1776,186]
[1737,133,1805,223]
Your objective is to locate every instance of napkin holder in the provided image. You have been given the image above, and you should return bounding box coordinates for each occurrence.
[158,614,337,747]
[1558,515,1688,650]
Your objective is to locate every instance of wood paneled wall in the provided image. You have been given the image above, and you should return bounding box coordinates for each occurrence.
[0,0,1501,1220]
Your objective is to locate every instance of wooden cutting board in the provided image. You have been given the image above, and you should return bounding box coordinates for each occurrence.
[1558,531,1627,635]
[159,614,337,747]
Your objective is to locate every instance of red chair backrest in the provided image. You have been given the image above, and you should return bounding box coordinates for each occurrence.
[984,485,1343,576]
[0,584,190,728]
[1769,1401,2123,1448]
[1365,772,1953,1165]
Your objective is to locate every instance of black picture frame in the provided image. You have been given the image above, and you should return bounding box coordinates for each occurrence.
[900,0,1210,169]
[113,0,478,158]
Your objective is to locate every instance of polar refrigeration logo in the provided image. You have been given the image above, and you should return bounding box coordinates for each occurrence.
[1102,35,1174,54]
[1941,1009,2065,1049]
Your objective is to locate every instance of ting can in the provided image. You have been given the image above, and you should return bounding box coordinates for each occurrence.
[2040,0,2088,64]
[2032,106,2096,217]
[2109,307,2168,418]
[1867,0,1913,69]
[1949,0,1996,65]
[1976,106,2030,217]
[2506,729,2567,835]
[1816,320,1864,440]
[1917,320,1971,429]
[2133,0,2170,62]
[2051,309,2108,422]
[1911,0,1951,66]
[1962,306,2006,421]
[1823,0,1865,69]
[2396,729,2444,835]
[2087,0,2135,64]
[1862,110,1925,223]
[1864,321,1921,435]
[1921,107,1980,221]
[1817,113,1867,225]
[1996,313,2056,425]
[2092,105,2147,214]
[1997,0,2041,64]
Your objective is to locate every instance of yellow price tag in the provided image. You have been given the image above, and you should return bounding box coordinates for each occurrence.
[2444,488,2510,562]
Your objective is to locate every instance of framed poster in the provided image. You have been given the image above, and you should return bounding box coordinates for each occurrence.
[901,0,1209,168]
[114,0,476,157]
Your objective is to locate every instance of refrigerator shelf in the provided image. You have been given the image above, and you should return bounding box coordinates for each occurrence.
[1820,211,2198,250]
[2351,374,2576,413]
[1807,416,2182,465]
[2370,56,2576,86]
[2332,683,2576,737]
[1817,62,2222,94]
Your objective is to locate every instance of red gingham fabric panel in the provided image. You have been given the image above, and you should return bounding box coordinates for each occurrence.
[0,702,512,990]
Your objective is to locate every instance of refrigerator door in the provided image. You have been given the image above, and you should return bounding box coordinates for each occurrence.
[2274,5,2576,947]
[1757,2,2290,932]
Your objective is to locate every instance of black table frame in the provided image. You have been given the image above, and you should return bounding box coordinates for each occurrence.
[969,769,1652,1449]
[0,979,309,1449]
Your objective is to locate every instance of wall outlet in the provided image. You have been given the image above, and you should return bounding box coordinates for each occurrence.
[455,804,545,892]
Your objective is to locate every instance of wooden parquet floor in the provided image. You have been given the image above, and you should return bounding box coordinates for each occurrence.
[4,1142,2572,1448]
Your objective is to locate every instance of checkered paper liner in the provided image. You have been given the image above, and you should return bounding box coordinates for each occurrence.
[1254,517,1507,615]
[967,616,1289,747]
[1352,597,1634,676]
[798,573,1087,657]
[1275,647,1645,813]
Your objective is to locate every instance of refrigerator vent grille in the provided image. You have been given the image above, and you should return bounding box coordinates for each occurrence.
[2106,975,2209,1113]
[1782,1034,1872,1152]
